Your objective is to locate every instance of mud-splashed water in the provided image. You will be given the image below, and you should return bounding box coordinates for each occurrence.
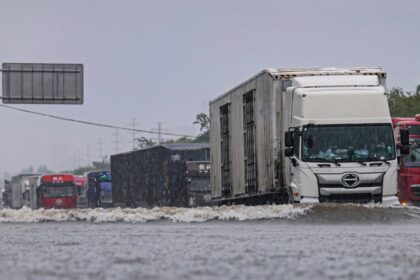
[0,204,310,223]
[2,204,420,280]
[0,203,419,223]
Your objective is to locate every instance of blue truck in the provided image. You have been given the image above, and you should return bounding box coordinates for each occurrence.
[87,171,113,208]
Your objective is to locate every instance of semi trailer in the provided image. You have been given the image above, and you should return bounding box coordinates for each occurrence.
[111,143,210,208]
[5,174,40,209]
[210,67,409,205]
[27,175,42,209]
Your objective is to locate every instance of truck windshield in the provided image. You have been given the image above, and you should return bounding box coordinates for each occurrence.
[188,178,211,192]
[42,186,75,197]
[302,124,395,162]
[401,144,420,167]
[407,125,420,136]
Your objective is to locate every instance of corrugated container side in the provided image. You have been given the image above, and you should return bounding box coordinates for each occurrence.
[273,78,285,190]
[255,73,273,192]
[210,95,229,198]
[111,145,210,208]
[111,153,130,207]
[210,71,280,200]
[229,79,255,195]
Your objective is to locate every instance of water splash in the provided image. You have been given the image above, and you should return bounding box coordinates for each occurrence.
[0,205,311,223]
[1,203,419,223]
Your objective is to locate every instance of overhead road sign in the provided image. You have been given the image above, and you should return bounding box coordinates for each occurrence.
[1,63,83,104]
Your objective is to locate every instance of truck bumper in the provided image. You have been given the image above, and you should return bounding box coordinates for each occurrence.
[382,195,400,206]
[300,197,320,204]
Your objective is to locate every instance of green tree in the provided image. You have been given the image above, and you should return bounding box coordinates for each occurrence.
[193,113,210,132]
[387,86,420,117]
[136,137,156,148]
[192,113,210,143]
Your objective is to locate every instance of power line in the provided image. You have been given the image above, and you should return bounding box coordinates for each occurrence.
[0,104,195,138]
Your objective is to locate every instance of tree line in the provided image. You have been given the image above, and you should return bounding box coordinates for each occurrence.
[388,85,420,117]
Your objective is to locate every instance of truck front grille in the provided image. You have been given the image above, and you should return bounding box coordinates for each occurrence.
[319,193,382,203]
[318,183,379,188]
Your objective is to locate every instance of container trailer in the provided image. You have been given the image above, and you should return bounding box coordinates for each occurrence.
[2,179,12,208]
[27,175,42,209]
[210,67,409,205]
[111,143,210,208]
[6,174,40,209]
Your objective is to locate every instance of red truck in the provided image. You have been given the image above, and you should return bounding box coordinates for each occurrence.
[393,116,420,205]
[73,175,88,208]
[38,174,77,209]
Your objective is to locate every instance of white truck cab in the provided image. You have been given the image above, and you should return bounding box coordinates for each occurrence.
[284,74,399,204]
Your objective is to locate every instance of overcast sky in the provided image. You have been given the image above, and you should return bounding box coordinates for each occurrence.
[0,0,419,174]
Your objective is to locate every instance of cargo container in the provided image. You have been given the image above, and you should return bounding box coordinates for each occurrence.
[7,174,40,209]
[111,143,210,208]
[2,179,12,208]
[27,175,42,209]
[210,68,409,205]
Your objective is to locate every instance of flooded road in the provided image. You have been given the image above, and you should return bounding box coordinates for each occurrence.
[1,204,420,280]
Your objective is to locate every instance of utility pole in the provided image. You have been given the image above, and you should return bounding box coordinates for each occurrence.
[113,128,121,154]
[158,122,162,144]
[77,150,82,167]
[130,118,138,150]
[72,152,77,169]
[97,138,104,161]
[86,144,90,166]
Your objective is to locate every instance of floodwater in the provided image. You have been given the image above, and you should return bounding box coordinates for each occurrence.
[1,204,420,280]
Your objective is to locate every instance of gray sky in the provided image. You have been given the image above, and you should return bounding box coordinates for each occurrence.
[0,0,419,174]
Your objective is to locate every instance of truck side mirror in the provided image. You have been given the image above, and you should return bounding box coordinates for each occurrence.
[401,129,410,146]
[285,131,294,147]
[284,147,294,157]
[400,145,409,156]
